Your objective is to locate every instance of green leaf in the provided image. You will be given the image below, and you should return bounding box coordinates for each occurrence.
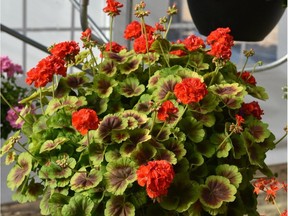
[179,116,205,143]
[104,196,135,216]
[45,96,87,115]
[7,152,33,190]
[40,137,69,153]
[247,85,269,100]
[89,142,105,166]
[164,138,187,161]
[150,38,171,54]
[244,119,270,143]
[99,59,117,77]
[199,175,237,209]
[216,164,242,188]
[62,194,94,216]
[93,74,118,98]
[46,111,71,129]
[48,193,70,216]
[210,133,232,158]
[118,77,145,98]
[104,158,137,195]
[0,130,21,157]
[130,142,157,165]
[70,168,103,192]
[160,173,200,212]
[119,55,142,75]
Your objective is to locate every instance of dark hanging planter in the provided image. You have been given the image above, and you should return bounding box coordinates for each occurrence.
[187,0,287,41]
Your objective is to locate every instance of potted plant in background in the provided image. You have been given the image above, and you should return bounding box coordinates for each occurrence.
[0,1,287,215]
[0,56,31,139]
[187,0,287,41]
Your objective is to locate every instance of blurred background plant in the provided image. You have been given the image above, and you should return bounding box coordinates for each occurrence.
[0,56,30,139]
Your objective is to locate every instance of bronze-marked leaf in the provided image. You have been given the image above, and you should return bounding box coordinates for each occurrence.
[210,133,232,158]
[153,75,181,101]
[93,74,118,98]
[245,119,270,143]
[7,152,33,190]
[0,130,21,157]
[99,59,117,77]
[216,164,242,188]
[89,142,105,166]
[104,195,135,216]
[112,130,130,143]
[131,142,157,165]
[70,168,103,192]
[179,116,205,143]
[164,138,187,161]
[160,173,200,212]
[40,137,69,153]
[119,55,142,75]
[62,194,94,216]
[199,176,237,209]
[134,94,153,114]
[98,114,128,140]
[122,110,148,126]
[118,77,145,97]
[104,158,137,195]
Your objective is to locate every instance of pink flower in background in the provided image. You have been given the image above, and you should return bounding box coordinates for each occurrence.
[0,56,23,78]
[6,106,24,129]
[6,105,34,129]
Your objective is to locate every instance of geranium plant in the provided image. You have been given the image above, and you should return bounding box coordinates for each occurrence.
[0,1,287,216]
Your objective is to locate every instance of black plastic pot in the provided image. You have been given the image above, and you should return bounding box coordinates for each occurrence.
[187,0,286,41]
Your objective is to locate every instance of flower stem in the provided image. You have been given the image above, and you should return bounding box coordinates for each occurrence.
[274,131,287,145]
[109,17,114,51]
[216,130,234,152]
[155,122,167,139]
[39,87,45,114]
[141,17,151,77]
[173,104,188,127]
[271,196,282,215]
[0,92,28,124]
[164,15,173,39]
[52,76,55,99]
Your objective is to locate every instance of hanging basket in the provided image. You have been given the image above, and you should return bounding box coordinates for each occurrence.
[187,0,286,41]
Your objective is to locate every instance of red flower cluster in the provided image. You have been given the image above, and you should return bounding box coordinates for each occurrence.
[124,21,154,40]
[80,28,96,48]
[26,55,67,88]
[72,108,99,135]
[174,77,208,104]
[206,27,234,60]
[123,21,155,53]
[137,160,175,199]
[183,35,205,52]
[239,101,264,120]
[49,41,80,63]
[253,177,287,203]
[26,40,79,88]
[134,34,155,54]
[237,71,257,85]
[104,41,126,53]
[103,0,123,17]
[157,100,179,123]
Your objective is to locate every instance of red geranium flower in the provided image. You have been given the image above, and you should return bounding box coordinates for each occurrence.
[239,101,264,120]
[26,55,67,88]
[137,160,175,199]
[105,41,126,53]
[133,34,155,54]
[237,71,257,85]
[206,27,234,60]
[174,77,208,104]
[49,41,80,63]
[124,21,155,40]
[81,28,92,41]
[72,108,99,135]
[103,0,123,17]
[183,34,205,52]
[157,100,179,123]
